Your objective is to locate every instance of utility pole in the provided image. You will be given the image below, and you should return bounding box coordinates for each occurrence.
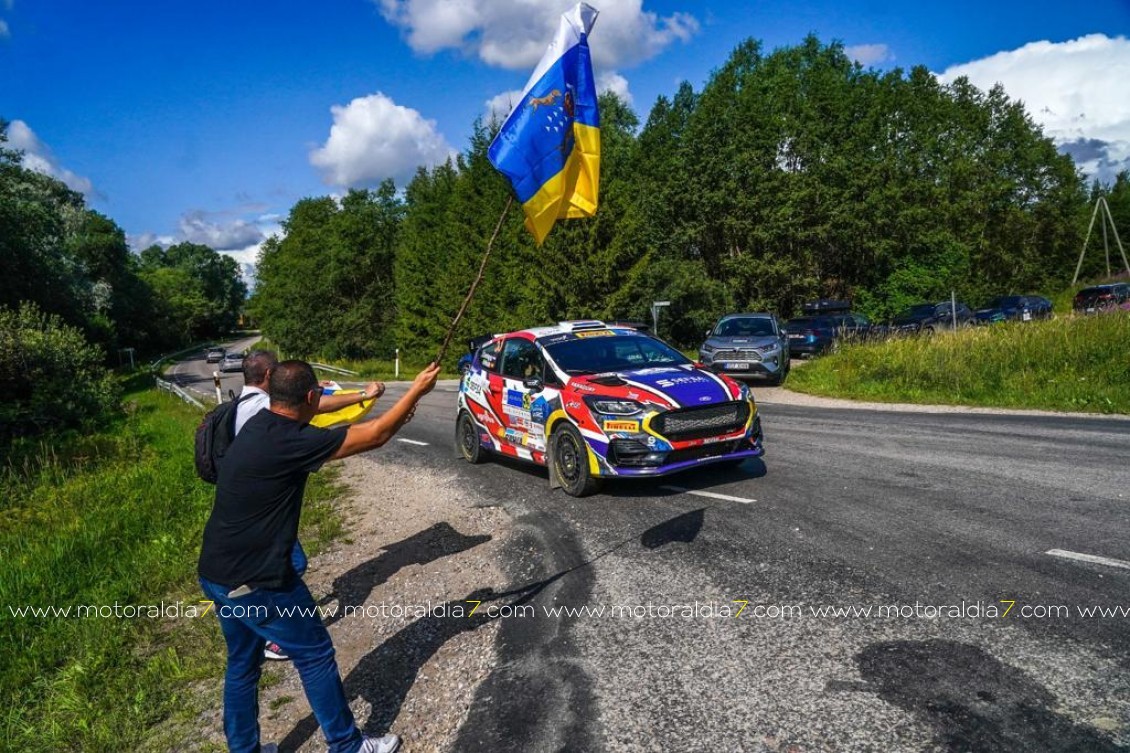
[1073,197,1129,284]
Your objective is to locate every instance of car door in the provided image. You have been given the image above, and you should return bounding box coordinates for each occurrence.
[497,338,549,453]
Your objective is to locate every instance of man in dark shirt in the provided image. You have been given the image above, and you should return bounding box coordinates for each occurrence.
[198,359,439,753]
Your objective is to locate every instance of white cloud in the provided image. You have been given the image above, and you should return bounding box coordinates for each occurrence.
[845,43,892,66]
[376,0,697,70]
[936,34,1130,182]
[597,71,633,106]
[309,92,455,188]
[7,120,96,196]
[127,232,176,251]
[485,89,525,124]
[177,210,266,251]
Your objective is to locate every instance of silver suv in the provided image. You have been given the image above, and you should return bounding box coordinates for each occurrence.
[698,313,790,385]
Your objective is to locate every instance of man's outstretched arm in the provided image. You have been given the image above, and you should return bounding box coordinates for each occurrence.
[317,381,385,414]
[330,366,440,460]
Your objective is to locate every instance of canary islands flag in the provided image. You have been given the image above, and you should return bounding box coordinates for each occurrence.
[488,3,600,245]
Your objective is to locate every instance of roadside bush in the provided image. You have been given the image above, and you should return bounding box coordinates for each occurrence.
[0,302,120,442]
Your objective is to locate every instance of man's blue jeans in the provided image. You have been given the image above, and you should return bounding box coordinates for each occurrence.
[199,575,363,753]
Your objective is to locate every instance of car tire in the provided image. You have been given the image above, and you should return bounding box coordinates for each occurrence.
[551,422,603,497]
[922,326,936,337]
[455,411,486,464]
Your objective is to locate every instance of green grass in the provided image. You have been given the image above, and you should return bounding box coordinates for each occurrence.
[787,313,1130,414]
[0,379,349,751]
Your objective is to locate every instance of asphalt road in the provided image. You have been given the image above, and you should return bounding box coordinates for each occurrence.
[373,380,1130,752]
[173,344,1130,751]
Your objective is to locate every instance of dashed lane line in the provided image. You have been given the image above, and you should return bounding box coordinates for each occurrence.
[659,485,756,504]
[1046,549,1130,571]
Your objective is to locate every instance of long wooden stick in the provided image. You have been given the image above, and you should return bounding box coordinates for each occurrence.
[434,195,514,365]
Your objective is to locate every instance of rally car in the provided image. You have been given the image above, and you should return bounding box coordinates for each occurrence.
[455,321,764,496]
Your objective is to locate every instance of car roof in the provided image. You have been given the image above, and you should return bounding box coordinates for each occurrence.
[716,313,776,320]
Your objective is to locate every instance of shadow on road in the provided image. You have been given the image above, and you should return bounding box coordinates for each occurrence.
[854,639,1128,752]
[318,522,491,627]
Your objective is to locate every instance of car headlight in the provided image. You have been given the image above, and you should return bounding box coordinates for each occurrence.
[585,398,646,416]
[701,343,716,354]
[755,343,779,354]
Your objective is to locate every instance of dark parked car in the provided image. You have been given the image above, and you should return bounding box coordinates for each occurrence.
[786,312,874,357]
[975,295,1053,324]
[205,346,226,363]
[698,313,790,385]
[1073,283,1130,314]
[889,301,975,334]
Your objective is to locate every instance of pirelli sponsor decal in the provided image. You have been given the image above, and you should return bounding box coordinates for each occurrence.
[603,419,641,433]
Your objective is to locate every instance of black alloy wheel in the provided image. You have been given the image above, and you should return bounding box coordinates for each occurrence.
[456,411,486,464]
[551,423,602,497]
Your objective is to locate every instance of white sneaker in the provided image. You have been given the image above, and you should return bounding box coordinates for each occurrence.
[359,734,401,753]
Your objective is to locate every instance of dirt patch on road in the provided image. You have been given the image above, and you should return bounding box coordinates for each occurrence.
[189,454,511,753]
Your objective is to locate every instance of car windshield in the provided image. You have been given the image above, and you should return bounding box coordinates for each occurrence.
[543,334,691,375]
[897,304,936,318]
[712,317,776,337]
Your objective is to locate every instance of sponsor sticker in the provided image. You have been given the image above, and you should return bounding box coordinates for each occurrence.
[505,389,525,408]
[603,419,640,433]
[656,375,710,388]
[576,330,615,338]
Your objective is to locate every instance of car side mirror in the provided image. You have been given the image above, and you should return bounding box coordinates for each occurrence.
[705,330,711,338]
[523,376,543,391]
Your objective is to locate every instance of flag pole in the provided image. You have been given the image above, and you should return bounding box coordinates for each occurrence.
[433,195,514,366]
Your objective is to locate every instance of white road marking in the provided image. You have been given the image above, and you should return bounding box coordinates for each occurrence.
[1046,549,1130,571]
[659,485,756,504]
[396,438,429,446]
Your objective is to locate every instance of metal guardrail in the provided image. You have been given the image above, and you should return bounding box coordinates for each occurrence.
[310,362,359,376]
[154,376,206,410]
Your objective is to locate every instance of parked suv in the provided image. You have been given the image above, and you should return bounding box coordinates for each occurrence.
[975,295,1053,324]
[889,301,975,334]
[698,313,790,385]
[1073,283,1130,314]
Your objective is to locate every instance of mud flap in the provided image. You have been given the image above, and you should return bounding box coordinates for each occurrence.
[546,440,562,490]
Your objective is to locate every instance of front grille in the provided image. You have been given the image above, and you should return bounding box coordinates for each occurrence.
[714,349,762,362]
[652,401,750,441]
[667,440,742,464]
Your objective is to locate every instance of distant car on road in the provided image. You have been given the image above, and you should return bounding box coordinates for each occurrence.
[220,352,244,373]
[975,295,1053,324]
[698,313,790,385]
[1073,283,1130,314]
[889,301,975,334]
[205,346,226,363]
[786,312,873,356]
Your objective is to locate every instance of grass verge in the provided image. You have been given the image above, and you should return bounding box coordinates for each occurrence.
[787,313,1130,414]
[1,378,348,751]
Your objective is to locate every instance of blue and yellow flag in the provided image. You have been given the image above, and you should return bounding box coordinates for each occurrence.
[488,3,600,245]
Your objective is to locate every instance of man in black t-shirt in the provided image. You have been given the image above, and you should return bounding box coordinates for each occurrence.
[198,359,439,753]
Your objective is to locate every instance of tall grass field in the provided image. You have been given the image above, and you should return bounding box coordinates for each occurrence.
[1,379,345,751]
[788,313,1130,414]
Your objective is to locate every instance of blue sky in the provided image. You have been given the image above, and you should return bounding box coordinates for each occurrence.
[2,1,1128,276]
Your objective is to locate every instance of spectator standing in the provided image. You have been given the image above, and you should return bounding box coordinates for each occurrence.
[199,359,439,753]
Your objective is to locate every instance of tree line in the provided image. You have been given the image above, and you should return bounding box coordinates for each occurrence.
[0,119,246,440]
[252,37,1129,365]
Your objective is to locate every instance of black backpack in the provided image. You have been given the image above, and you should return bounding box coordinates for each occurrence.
[194,393,252,484]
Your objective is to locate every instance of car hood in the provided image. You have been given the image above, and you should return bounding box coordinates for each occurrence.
[703,335,779,349]
[570,365,740,409]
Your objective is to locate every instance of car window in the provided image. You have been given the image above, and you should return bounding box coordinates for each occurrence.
[479,341,500,372]
[714,317,776,337]
[500,339,541,380]
[544,335,690,375]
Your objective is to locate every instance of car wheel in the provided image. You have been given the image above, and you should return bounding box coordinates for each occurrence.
[455,411,486,464]
[922,326,936,337]
[551,423,602,497]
